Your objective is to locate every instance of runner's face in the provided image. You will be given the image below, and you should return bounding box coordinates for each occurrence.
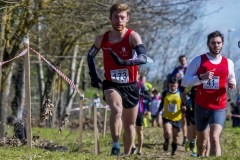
[207,36,224,55]
[169,83,178,92]
[110,11,129,31]
[179,57,187,66]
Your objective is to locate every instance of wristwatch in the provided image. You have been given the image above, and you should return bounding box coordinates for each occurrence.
[197,74,203,80]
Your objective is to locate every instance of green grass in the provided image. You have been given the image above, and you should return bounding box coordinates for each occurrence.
[1,121,240,159]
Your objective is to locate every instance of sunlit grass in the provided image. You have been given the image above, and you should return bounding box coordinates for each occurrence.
[1,120,240,159]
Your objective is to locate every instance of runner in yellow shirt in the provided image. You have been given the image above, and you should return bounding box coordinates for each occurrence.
[158,77,182,156]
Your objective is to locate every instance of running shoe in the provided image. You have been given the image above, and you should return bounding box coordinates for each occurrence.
[110,147,120,156]
[137,152,142,155]
[163,141,169,151]
[191,152,197,157]
[189,141,197,153]
[185,141,190,151]
[131,147,137,155]
[171,151,176,156]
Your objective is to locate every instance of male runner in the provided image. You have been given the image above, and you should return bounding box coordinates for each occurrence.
[182,31,236,156]
[87,3,147,156]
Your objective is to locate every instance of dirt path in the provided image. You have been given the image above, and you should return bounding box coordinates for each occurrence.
[128,127,196,160]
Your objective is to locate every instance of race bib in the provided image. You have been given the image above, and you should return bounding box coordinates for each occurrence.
[110,69,129,83]
[168,103,177,113]
[203,76,219,89]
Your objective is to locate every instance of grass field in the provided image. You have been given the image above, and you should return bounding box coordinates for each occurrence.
[0,120,240,160]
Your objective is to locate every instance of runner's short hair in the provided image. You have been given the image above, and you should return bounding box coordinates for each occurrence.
[168,76,179,84]
[178,55,186,62]
[207,31,224,44]
[152,89,158,94]
[110,3,130,18]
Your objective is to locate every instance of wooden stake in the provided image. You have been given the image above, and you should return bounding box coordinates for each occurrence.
[24,37,32,148]
[93,104,99,154]
[103,107,108,137]
[79,98,84,146]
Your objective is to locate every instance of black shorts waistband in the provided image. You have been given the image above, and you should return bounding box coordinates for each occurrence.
[103,80,137,87]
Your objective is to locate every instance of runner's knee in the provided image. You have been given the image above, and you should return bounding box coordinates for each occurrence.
[210,135,220,144]
[110,104,122,116]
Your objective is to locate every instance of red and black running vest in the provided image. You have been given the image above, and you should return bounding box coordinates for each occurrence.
[195,54,229,110]
[101,29,138,83]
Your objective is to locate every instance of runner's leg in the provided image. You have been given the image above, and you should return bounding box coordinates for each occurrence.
[158,114,163,127]
[209,124,222,156]
[196,128,209,156]
[122,105,138,155]
[104,89,123,148]
[182,114,187,145]
[172,127,180,155]
[136,125,143,154]
[163,122,172,151]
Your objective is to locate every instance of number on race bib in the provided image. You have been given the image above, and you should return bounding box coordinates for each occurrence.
[168,103,177,113]
[110,69,129,83]
[203,76,219,89]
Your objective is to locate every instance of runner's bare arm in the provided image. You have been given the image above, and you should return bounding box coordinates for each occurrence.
[158,90,167,113]
[108,31,147,66]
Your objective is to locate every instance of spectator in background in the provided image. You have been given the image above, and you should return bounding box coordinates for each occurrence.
[150,89,162,127]
[132,74,151,155]
[141,75,152,127]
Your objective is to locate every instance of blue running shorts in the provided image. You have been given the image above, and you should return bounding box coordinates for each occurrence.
[195,104,226,132]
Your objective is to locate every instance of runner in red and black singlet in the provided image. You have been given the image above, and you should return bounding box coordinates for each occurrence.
[101,29,139,83]
[87,3,148,156]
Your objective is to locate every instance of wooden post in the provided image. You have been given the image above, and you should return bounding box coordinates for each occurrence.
[24,36,32,148]
[79,97,84,146]
[103,107,108,137]
[93,103,99,154]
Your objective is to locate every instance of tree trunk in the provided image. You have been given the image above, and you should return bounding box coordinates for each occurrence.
[40,69,54,121]
[57,80,64,120]
[37,3,45,113]
[68,43,78,98]
[64,47,84,114]
[0,66,13,138]
[0,8,7,139]
[11,63,25,120]
[37,56,45,115]
[51,76,59,127]
[82,60,88,91]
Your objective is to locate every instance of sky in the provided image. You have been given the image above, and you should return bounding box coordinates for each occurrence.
[203,0,240,31]
[199,0,240,56]
[146,0,240,82]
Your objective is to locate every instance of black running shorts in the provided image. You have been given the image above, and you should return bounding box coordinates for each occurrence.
[102,80,139,109]
[163,118,182,131]
[136,112,144,126]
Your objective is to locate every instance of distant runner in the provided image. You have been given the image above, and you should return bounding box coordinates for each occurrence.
[158,77,182,156]
[182,31,236,157]
[171,55,188,146]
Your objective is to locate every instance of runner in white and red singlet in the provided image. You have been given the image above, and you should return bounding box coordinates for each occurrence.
[182,31,236,157]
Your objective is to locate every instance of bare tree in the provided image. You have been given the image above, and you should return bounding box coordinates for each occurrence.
[0,0,209,134]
